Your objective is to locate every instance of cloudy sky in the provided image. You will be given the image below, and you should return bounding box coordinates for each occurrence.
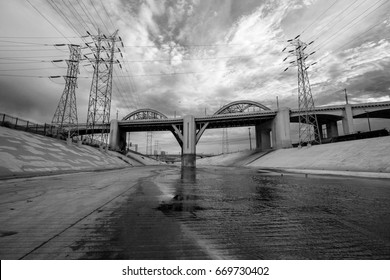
[0,0,389,154]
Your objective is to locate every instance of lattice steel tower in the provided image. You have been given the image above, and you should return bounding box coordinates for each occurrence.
[283,37,321,146]
[52,44,81,138]
[85,30,119,145]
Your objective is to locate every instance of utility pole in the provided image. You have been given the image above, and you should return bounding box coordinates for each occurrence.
[276,96,279,109]
[283,36,321,147]
[85,29,120,146]
[344,88,349,104]
[52,44,81,139]
[248,127,252,150]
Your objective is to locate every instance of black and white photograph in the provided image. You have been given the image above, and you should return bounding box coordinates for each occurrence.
[0,0,389,279]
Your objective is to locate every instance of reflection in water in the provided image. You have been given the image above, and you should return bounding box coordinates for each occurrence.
[157,167,203,214]
[155,167,390,259]
[252,176,281,203]
[152,167,390,259]
[181,166,196,182]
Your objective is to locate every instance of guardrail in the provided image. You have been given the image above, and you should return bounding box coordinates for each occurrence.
[0,113,115,151]
[0,113,66,139]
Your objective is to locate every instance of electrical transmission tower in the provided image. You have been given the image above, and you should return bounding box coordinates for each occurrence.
[85,29,119,146]
[52,44,81,138]
[222,128,229,154]
[146,131,152,155]
[283,36,321,146]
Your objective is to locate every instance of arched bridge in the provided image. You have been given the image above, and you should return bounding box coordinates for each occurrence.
[214,100,270,114]
[112,101,274,150]
[122,108,168,120]
[105,100,390,166]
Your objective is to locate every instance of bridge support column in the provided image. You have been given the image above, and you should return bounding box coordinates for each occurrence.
[326,121,339,138]
[182,115,196,167]
[255,123,272,151]
[272,107,292,149]
[342,104,354,135]
[109,120,126,151]
[317,123,324,140]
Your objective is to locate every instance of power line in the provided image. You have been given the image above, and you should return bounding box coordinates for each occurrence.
[45,0,82,38]
[0,61,49,64]
[0,36,82,39]
[0,48,67,52]
[309,0,387,53]
[63,0,90,33]
[0,74,53,78]
[314,0,389,52]
[99,0,116,30]
[77,1,99,34]
[307,17,388,76]
[0,66,65,71]
[26,0,72,44]
[0,68,229,78]
[305,0,367,42]
[0,40,57,46]
[60,0,133,112]
[332,19,388,53]
[122,43,266,48]
[0,39,275,50]
[44,1,138,114]
[300,0,338,35]
[0,55,69,60]
[88,0,110,34]
[90,0,138,111]
[120,54,261,63]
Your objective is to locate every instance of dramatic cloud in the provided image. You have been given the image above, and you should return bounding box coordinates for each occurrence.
[0,0,389,153]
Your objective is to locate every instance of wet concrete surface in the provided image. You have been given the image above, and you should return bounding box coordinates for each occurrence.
[0,165,389,259]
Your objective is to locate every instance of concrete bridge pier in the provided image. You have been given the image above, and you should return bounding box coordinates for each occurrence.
[342,104,355,135]
[109,120,126,151]
[255,107,292,151]
[326,121,339,138]
[316,120,339,141]
[272,107,292,149]
[255,124,272,151]
[182,115,196,167]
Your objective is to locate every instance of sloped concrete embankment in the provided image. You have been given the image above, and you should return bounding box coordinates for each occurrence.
[125,151,166,166]
[247,136,390,175]
[198,136,390,177]
[197,150,272,167]
[0,126,138,179]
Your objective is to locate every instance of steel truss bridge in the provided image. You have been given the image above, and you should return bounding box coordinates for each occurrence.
[77,100,390,137]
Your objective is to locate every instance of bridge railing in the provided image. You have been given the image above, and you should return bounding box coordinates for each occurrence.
[0,113,66,139]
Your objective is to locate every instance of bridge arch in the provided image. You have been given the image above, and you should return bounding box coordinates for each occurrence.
[122,108,168,120]
[214,100,271,115]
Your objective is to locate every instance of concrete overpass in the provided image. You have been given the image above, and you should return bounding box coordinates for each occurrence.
[104,100,390,166]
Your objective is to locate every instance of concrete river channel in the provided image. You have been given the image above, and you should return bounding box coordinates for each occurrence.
[0,165,389,259]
